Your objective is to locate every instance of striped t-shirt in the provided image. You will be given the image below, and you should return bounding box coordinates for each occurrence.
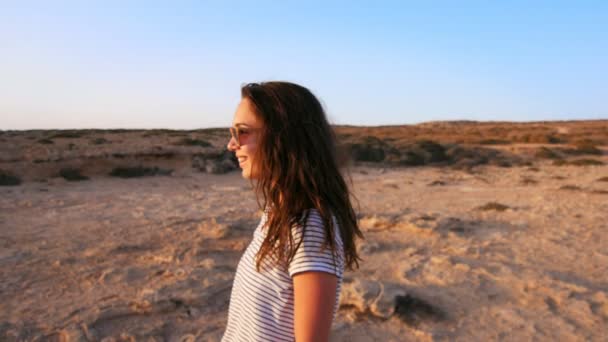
[221,208,345,341]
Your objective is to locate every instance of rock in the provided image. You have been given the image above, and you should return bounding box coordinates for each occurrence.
[340,279,406,319]
[394,294,447,326]
[179,334,196,342]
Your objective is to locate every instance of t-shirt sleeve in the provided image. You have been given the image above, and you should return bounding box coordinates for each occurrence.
[287,210,344,278]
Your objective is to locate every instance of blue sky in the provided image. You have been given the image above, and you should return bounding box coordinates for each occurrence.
[1,1,607,129]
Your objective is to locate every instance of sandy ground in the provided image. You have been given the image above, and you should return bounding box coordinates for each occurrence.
[1,161,608,341]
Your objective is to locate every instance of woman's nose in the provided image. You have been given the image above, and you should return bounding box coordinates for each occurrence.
[227,136,238,151]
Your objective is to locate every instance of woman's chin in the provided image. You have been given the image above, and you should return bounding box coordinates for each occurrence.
[241,168,251,179]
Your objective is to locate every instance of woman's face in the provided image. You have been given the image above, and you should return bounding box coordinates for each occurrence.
[227,98,263,179]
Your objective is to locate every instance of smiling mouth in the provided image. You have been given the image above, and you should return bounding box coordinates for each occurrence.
[238,157,247,166]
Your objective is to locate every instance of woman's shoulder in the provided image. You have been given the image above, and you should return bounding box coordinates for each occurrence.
[294,208,343,243]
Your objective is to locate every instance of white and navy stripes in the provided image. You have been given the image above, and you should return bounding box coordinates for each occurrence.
[221,209,345,342]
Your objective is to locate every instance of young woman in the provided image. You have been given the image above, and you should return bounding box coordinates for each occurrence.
[221,81,363,342]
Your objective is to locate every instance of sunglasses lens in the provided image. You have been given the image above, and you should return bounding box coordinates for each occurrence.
[230,128,239,145]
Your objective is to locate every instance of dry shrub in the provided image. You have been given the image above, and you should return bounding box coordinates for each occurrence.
[447,145,513,169]
[573,140,602,155]
[552,159,603,166]
[591,189,608,194]
[142,130,168,137]
[568,159,604,166]
[0,170,21,186]
[173,138,212,147]
[37,138,54,144]
[559,185,582,191]
[48,130,84,139]
[428,180,446,186]
[416,140,448,162]
[91,137,109,145]
[109,166,173,178]
[59,168,89,181]
[522,134,562,144]
[350,143,386,162]
[596,177,608,182]
[477,202,510,211]
[477,139,511,145]
[520,177,538,185]
[535,147,561,159]
[398,151,425,166]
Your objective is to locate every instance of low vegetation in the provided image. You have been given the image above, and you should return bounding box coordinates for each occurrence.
[535,147,561,159]
[0,170,21,186]
[477,202,510,211]
[59,168,89,181]
[109,166,173,178]
[428,180,447,186]
[553,159,604,166]
[91,138,109,145]
[173,138,212,148]
[477,139,511,145]
[520,177,538,185]
[47,130,85,139]
[572,140,603,156]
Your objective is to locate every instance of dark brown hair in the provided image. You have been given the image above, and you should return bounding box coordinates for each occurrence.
[240,81,364,273]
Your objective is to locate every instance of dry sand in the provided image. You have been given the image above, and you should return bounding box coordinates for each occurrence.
[2,159,607,341]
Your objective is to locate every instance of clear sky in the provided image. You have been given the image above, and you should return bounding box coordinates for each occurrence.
[1,1,607,130]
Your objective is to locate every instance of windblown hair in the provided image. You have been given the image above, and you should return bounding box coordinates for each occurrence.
[241,81,364,273]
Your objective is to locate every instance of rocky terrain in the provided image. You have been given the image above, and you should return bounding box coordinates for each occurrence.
[1,120,607,341]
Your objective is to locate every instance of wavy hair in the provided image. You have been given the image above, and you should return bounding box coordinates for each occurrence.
[241,81,364,273]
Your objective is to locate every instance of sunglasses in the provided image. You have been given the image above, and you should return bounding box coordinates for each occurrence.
[229,125,261,147]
